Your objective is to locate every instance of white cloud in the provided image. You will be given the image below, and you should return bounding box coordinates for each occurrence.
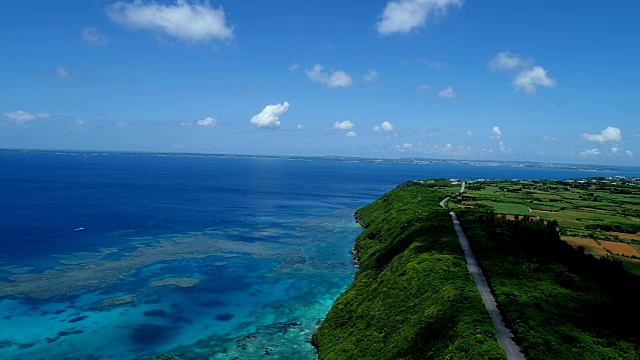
[306,65,353,88]
[513,66,556,95]
[626,150,634,157]
[437,85,456,99]
[376,0,463,35]
[196,117,218,127]
[543,136,558,142]
[106,0,233,42]
[417,83,431,92]
[490,52,556,96]
[296,124,303,130]
[499,140,511,154]
[81,27,109,47]
[289,64,301,72]
[611,147,619,154]
[346,131,357,137]
[56,66,70,79]
[180,120,194,126]
[250,101,289,128]
[334,120,354,130]
[579,149,601,157]
[373,121,394,132]
[489,51,530,71]
[465,130,474,136]
[581,127,622,143]
[403,59,449,70]
[364,70,378,84]
[489,126,501,139]
[3,110,50,125]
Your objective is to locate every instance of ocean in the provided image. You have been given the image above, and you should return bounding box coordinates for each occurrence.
[1,152,638,359]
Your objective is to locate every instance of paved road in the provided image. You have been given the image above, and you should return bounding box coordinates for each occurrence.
[445,182,525,360]
[449,214,526,359]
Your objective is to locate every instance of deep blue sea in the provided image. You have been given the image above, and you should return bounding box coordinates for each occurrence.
[1,153,639,359]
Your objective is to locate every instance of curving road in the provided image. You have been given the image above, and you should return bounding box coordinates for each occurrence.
[447,183,525,360]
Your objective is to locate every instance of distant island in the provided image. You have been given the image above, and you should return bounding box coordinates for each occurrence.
[313,178,640,359]
[2,148,640,173]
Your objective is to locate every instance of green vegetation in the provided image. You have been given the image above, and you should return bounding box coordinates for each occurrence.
[457,208,640,359]
[315,178,640,359]
[313,182,505,359]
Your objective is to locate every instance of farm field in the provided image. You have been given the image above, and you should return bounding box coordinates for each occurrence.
[451,178,640,268]
[561,236,608,257]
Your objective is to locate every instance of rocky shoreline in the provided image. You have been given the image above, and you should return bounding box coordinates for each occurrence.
[350,212,366,268]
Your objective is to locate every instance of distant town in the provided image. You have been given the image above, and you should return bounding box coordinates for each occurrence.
[2,148,640,174]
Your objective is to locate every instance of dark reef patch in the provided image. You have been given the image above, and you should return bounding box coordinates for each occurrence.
[143,309,170,319]
[215,313,235,322]
[131,324,173,345]
[68,315,88,323]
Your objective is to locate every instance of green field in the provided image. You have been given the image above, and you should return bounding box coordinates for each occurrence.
[453,179,640,264]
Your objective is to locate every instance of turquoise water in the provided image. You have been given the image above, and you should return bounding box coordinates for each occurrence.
[1,153,638,359]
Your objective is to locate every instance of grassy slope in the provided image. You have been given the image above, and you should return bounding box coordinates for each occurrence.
[313,184,505,360]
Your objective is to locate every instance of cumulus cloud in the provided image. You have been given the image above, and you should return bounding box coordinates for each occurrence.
[490,51,556,95]
[363,70,379,84]
[488,127,502,140]
[437,85,456,99]
[543,136,558,142]
[489,51,530,71]
[106,0,233,42]
[580,148,601,157]
[81,27,109,47]
[3,110,50,125]
[289,64,301,72]
[627,150,634,157]
[250,101,289,128]
[611,147,620,154]
[346,131,357,137]
[56,66,70,79]
[306,65,353,88]
[196,117,218,127]
[373,121,394,132]
[417,83,431,92]
[580,127,622,143]
[376,0,463,35]
[334,120,354,130]
[513,66,556,95]
[296,124,303,130]
[466,130,474,136]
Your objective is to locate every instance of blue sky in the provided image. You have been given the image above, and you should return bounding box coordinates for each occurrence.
[0,0,639,164]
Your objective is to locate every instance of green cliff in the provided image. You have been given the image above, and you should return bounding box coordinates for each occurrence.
[312,182,505,359]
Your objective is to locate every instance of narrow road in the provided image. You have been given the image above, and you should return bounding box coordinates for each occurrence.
[446,182,525,360]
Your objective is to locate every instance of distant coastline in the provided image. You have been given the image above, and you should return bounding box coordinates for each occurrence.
[2,148,639,173]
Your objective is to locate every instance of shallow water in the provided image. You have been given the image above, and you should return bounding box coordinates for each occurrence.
[1,153,638,359]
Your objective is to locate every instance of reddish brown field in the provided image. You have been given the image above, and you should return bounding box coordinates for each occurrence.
[600,241,640,257]
[498,214,541,221]
[561,237,608,257]
[607,232,640,241]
